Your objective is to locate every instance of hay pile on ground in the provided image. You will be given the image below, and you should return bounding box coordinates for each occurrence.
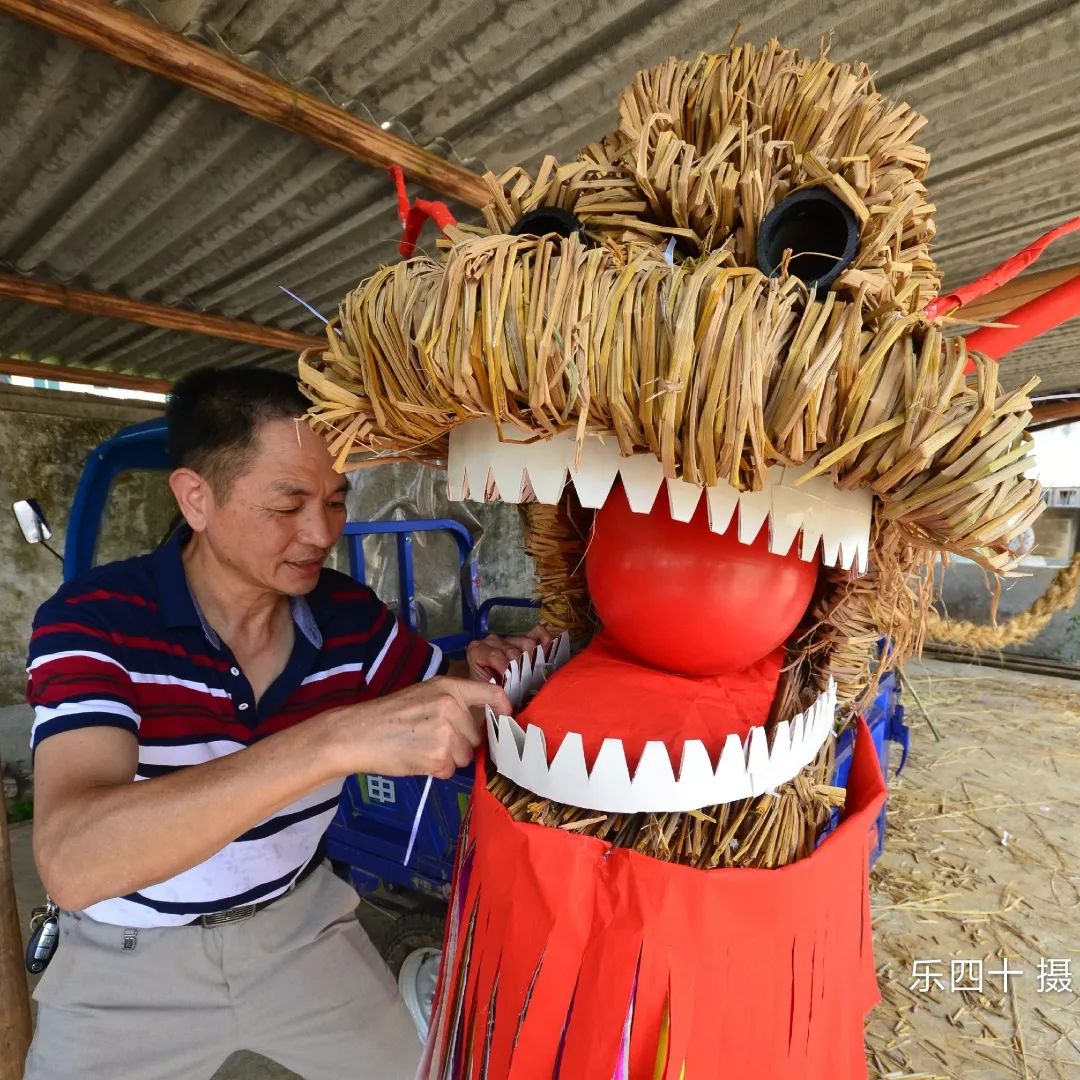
[866,658,1080,1079]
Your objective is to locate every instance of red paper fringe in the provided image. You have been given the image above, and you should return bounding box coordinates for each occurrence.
[423,718,887,1080]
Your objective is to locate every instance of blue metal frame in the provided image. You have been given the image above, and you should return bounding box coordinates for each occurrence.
[63,417,170,582]
[478,596,542,635]
[826,669,910,862]
[340,521,543,649]
[342,519,480,658]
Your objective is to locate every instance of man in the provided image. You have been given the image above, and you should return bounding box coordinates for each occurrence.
[24,366,547,1079]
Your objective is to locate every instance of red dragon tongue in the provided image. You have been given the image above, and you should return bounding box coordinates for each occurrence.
[516,631,784,774]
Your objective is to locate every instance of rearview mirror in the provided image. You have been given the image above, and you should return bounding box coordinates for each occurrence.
[12,499,53,544]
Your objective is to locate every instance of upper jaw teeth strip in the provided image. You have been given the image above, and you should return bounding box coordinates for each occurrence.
[447,420,871,573]
[486,678,838,814]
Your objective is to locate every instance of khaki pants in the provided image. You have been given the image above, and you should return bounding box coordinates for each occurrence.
[25,864,422,1079]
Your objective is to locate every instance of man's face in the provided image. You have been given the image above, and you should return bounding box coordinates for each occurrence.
[199,417,349,595]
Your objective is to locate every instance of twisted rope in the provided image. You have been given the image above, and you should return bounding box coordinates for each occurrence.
[925,552,1080,648]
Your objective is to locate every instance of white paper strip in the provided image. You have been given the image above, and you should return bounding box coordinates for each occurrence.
[446,421,872,573]
[500,631,572,710]
[488,679,838,813]
[403,775,432,866]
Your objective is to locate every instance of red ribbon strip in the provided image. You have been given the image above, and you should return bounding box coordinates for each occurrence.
[388,164,458,258]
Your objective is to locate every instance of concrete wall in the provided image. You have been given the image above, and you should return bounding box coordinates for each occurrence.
[0,384,172,769]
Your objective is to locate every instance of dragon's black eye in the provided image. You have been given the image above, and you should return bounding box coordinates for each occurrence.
[509,207,583,239]
[756,189,860,290]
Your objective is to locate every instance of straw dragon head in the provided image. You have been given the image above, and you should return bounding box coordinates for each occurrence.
[300,39,1042,860]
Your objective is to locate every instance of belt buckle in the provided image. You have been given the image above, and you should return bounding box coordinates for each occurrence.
[200,902,257,928]
[197,876,300,928]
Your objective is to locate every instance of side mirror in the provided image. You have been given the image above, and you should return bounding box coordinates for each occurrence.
[12,499,53,544]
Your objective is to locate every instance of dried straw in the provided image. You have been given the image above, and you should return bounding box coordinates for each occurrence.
[298,39,1044,871]
[518,491,596,644]
[302,238,1038,569]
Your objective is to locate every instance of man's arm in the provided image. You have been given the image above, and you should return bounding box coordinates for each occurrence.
[32,675,509,912]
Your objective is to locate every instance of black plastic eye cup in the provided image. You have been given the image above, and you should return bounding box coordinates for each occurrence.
[508,207,583,239]
[755,188,860,290]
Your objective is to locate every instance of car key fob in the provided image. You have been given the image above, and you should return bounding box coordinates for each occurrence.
[26,900,59,975]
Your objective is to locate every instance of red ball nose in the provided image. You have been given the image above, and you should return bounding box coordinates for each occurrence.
[585,481,819,676]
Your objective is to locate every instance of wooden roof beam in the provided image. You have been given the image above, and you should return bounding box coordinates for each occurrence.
[0,357,173,394]
[0,272,324,354]
[1030,397,1080,431]
[0,0,490,209]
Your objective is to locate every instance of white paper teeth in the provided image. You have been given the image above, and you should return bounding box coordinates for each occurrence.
[737,476,776,545]
[500,631,572,710]
[713,733,752,801]
[446,421,540,505]
[548,730,589,793]
[617,453,665,513]
[447,421,871,573]
[488,459,527,505]
[666,477,703,522]
[706,482,739,535]
[768,482,807,559]
[487,679,838,813]
[570,450,621,510]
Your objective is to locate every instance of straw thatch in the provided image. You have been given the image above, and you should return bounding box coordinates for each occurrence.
[298,38,1043,869]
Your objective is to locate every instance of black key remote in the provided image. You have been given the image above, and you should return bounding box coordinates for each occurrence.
[26,905,59,975]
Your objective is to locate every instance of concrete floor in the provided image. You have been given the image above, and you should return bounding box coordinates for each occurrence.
[8,658,1079,1078]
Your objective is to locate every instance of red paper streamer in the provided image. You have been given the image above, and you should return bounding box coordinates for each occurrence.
[425,718,887,1080]
[388,165,458,258]
[923,215,1080,322]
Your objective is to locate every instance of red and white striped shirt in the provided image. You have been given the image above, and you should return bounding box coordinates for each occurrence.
[27,528,442,927]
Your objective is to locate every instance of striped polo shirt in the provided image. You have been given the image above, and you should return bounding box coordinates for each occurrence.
[26,528,443,928]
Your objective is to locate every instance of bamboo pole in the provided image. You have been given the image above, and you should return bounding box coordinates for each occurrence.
[0,761,32,1078]
[0,0,490,210]
[0,357,173,394]
[0,272,323,353]
[958,264,1080,323]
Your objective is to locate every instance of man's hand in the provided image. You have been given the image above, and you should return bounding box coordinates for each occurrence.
[465,625,555,683]
[338,676,512,780]
[31,676,511,911]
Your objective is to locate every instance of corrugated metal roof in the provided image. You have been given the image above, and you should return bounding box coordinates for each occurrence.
[1,0,1078,391]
